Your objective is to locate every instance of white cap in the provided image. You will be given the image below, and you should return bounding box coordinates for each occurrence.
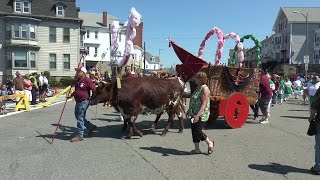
[75,66,87,74]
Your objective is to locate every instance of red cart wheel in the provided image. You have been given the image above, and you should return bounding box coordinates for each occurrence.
[224,92,249,128]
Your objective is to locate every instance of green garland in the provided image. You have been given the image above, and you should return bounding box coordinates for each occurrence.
[231,34,262,67]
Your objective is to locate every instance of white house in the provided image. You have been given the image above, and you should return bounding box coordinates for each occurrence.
[79,12,126,71]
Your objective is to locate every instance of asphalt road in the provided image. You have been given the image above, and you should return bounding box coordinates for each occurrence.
[0,97,318,180]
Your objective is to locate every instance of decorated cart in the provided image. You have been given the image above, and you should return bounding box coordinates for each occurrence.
[170,28,262,128]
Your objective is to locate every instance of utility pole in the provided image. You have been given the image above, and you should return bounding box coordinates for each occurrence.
[143,41,146,74]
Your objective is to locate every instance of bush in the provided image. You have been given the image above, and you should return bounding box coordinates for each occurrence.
[44,71,51,80]
[50,79,62,87]
[59,76,74,87]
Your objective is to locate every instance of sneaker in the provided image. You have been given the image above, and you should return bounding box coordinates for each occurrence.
[70,135,83,142]
[253,116,258,120]
[311,167,320,175]
[260,119,269,124]
[116,115,124,121]
[87,125,97,137]
[259,117,265,122]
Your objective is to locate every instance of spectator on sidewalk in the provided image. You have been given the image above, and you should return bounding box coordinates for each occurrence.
[38,72,46,102]
[0,84,8,115]
[13,71,24,101]
[29,73,38,105]
[23,74,33,103]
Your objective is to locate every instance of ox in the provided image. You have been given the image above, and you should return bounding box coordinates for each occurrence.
[89,77,185,138]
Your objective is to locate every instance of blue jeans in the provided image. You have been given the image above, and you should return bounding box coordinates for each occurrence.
[314,133,320,171]
[74,100,94,137]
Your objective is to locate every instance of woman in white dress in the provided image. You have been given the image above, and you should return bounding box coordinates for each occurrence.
[284,77,293,101]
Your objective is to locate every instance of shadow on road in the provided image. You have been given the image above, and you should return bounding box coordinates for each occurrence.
[248,162,312,175]
[140,146,191,156]
[280,116,309,120]
[287,109,309,112]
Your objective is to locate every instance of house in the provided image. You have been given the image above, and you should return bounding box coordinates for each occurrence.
[79,12,126,72]
[269,7,320,75]
[142,51,161,74]
[79,12,144,75]
[0,0,83,83]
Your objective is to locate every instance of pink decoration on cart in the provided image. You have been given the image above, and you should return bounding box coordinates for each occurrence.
[198,27,224,64]
[223,32,244,67]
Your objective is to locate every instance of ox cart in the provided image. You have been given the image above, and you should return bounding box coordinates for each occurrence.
[170,40,261,128]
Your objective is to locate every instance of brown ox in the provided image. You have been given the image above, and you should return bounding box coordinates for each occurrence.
[89,77,185,138]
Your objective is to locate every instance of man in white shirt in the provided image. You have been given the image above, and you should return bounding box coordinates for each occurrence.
[38,72,46,102]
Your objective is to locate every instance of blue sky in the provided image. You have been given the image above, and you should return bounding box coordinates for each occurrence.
[76,0,320,68]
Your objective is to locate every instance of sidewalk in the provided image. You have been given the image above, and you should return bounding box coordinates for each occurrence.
[0,96,71,118]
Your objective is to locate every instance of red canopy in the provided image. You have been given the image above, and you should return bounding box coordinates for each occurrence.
[170,40,208,81]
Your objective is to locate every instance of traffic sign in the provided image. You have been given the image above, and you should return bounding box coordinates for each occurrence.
[304,55,309,63]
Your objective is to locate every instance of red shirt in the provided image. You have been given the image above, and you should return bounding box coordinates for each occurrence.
[259,75,272,98]
[73,76,96,102]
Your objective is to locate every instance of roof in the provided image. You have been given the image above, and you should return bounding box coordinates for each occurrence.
[144,52,160,64]
[282,7,320,22]
[0,0,80,19]
[273,7,320,31]
[79,12,119,28]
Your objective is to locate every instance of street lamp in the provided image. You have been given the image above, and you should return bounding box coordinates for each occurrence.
[293,10,308,78]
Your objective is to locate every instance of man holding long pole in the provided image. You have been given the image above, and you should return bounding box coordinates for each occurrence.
[69,66,97,142]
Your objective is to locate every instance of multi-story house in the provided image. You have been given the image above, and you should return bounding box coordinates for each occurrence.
[270,7,320,75]
[0,0,82,83]
[79,12,125,71]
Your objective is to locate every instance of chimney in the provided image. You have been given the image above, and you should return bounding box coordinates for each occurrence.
[103,11,108,27]
[133,21,143,48]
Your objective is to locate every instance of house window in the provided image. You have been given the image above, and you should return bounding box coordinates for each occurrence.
[6,23,11,39]
[63,28,70,43]
[29,52,36,68]
[119,33,122,42]
[6,51,12,68]
[315,34,320,42]
[86,30,90,38]
[56,5,64,16]
[49,27,56,43]
[94,47,98,55]
[154,65,156,69]
[49,53,57,69]
[63,54,70,70]
[14,50,27,68]
[23,1,30,13]
[29,25,35,39]
[14,24,19,38]
[15,0,22,12]
[21,24,27,38]
[80,35,84,48]
[14,0,31,13]
[95,31,98,39]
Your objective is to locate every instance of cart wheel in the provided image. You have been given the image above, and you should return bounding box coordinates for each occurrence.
[224,92,249,128]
